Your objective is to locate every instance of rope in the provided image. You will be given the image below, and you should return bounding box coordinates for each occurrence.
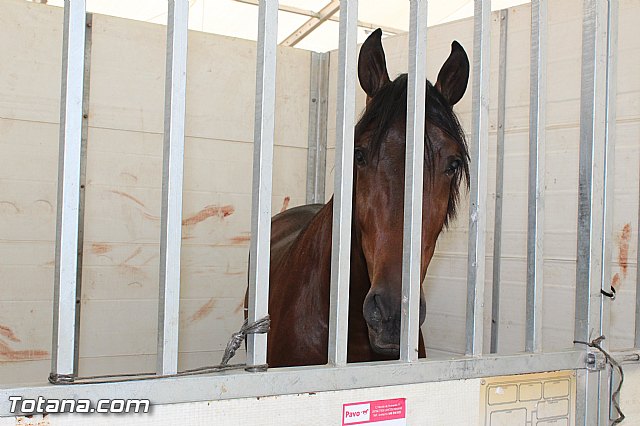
[573,335,625,425]
[48,316,270,385]
[221,316,270,366]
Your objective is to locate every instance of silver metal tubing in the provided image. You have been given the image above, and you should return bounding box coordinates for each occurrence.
[306,52,329,205]
[574,0,615,423]
[281,0,339,47]
[400,0,428,363]
[51,0,87,380]
[246,0,279,370]
[1,350,584,417]
[157,0,189,375]
[490,8,508,355]
[525,0,547,354]
[465,0,491,357]
[328,0,358,367]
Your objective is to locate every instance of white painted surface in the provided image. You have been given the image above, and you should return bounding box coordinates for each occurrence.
[0,379,481,425]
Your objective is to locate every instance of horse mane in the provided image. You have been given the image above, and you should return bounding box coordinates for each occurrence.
[354,73,470,227]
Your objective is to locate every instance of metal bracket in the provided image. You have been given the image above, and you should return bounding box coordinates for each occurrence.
[585,351,606,371]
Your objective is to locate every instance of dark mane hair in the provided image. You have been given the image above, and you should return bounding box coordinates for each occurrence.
[354,73,470,226]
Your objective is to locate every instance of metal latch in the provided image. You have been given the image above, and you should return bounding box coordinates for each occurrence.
[586,351,606,371]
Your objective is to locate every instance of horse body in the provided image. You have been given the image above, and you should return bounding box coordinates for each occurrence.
[248,29,471,367]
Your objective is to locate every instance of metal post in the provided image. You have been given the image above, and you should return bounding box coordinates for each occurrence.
[51,0,86,382]
[306,52,329,205]
[490,9,508,355]
[574,0,615,424]
[400,0,427,363]
[465,0,491,357]
[157,0,189,375]
[637,183,640,348]
[525,0,547,354]
[246,0,278,371]
[328,0,358,367]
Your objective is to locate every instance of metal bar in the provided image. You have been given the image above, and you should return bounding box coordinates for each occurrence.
[490,9,508,355]
[525,0,547,354]
[465,0,491,357]
[574,0,612,424]
[246,0,278,370]
[327,0,358,367]
[73,11,93,376]
[637,171,640,348]
[233,0,404,35]
[400,0,427,363]
[51,0,87,381]
[280,0,339,47]
[306,52,329,204]
[1,350,585,416]
[157,0,189,375]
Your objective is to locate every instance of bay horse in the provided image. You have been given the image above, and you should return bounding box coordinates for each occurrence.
[249,29,470,367]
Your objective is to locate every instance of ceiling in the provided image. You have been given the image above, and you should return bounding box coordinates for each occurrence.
[42,0,530,52]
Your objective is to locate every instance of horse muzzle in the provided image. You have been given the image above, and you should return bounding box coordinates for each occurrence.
[362,287,426,356]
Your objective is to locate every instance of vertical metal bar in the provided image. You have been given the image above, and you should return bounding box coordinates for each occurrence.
[525,0,547,354]
[306,52,329,204]
[51,0,86,381]
[157,0,189,375]
[246,0,278,370]
[637,181,640,348]
[574,0,612,423]
[328,0,358,367]
[73,11,93,376]
[490,9,508,355]
[465,0,491,357]
[400,0,428,363]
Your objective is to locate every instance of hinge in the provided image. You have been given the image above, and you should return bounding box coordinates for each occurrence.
[585,351,606,371]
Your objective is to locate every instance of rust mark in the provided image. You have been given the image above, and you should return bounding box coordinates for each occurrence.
[0,326,48,362]
[229,232,251,245]
[611,273,621,291]
[123,246,143,265]
[109,190,145,207]
[0,325,20,343]
[280,196,291,213]
[109,190,160,221]
[618,223,631,278]
[182,205,235,226]
[33,199,54,212]
[120,172,139,183]
[43,260,55,267]
[91,243,111,255]
[188,298,216,323]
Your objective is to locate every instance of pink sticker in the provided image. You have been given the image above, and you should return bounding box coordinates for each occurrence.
[342,398,406,425]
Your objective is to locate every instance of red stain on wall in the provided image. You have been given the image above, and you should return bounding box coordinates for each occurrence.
[229,233,251,245]
[0,325,49,362]
[611,273,621,291]
[182,205,235,226]
[280,196,291,213]
[188,298,216,323]
[0,325,20,342]
[109,190,159,221]
[91,243,111,255]
[618,224,631,278]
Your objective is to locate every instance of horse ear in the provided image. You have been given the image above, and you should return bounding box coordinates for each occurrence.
[435,41,470,106]
[358,28,391,101]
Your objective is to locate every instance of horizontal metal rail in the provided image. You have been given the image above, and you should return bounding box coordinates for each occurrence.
[0,350,585,417]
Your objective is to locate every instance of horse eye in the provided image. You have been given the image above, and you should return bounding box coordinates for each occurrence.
[354,148,366,166]
[445,159,461,176]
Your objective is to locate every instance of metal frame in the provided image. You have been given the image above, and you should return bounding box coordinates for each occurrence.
[157,0,189,376]
[51,0,87,381]
[281,0,339,48]
[400,0,428,363]
[327,0,358,367]
[465,0,491,357]
[490,8,508,355]
[29,0,636,423]
[525,0,547,354]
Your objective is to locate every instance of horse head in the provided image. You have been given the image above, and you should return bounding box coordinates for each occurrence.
[354,29,470,356]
